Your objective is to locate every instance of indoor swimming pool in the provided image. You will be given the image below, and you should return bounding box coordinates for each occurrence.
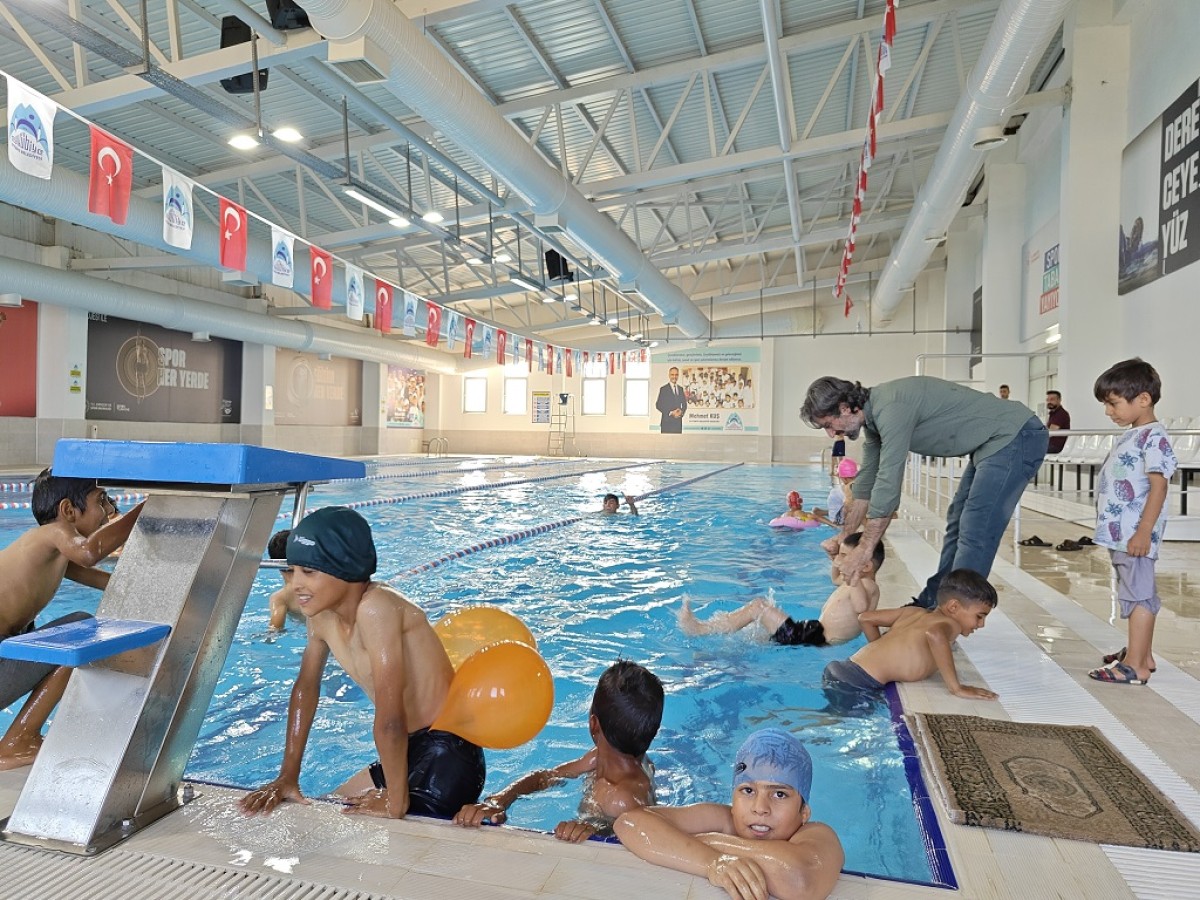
[0,457,952,887]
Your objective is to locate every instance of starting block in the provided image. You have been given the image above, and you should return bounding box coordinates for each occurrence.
[0,618,171,668]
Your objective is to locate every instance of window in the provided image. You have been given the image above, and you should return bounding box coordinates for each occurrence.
[625,356,650,416]
[503,375,528,415]
[581,377,606,415]
[463,376,487,413]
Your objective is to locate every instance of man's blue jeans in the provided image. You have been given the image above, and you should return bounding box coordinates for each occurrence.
[915,416,1049,608]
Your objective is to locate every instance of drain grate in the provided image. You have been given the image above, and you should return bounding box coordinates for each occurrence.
[0,843,393,899]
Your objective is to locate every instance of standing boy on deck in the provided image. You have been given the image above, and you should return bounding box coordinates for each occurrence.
[614,727,843,900]
[1087,358,1176,686]
[453,660,663,842]
[822,568,998,710]
[0,469,143,769]
[678,532,884,647]
[239,506,485,820]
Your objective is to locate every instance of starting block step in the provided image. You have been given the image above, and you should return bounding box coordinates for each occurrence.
[0,617,171,667]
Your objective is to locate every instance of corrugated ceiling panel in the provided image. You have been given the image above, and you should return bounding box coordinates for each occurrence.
[605,0,701,70]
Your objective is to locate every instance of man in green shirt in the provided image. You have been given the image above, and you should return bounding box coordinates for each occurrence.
[801,376,1048,608]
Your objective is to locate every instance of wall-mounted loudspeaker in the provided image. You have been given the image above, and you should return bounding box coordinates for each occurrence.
[545,249,573,282]
[219,16,269,95]
[266,0,310,30]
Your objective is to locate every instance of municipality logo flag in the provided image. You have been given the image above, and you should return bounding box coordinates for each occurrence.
[162,167,195,249]
[346,265,364,321]
[271,227,295,288]
[7,76,57,179]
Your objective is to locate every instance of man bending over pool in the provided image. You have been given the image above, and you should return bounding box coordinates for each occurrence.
[614,728,843,900]
[239,506,485,820]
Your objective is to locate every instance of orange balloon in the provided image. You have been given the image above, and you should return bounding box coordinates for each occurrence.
[434,606,536,669]
[431,640,554,750]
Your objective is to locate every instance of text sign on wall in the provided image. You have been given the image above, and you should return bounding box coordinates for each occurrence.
[532,390,551,424]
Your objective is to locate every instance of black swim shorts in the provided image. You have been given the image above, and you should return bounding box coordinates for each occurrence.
[367,727,486,819]
[771,617,827,646]
[821,659,886,714]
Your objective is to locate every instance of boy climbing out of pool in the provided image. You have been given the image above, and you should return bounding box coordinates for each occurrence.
[678,531,884,646]
[822,568,998,710]
[453,659,664,842]
[265,529,303,633]
[601,492,639,515]
[0,468,144,770]
[239,506,486,820]
[614,727,843,900]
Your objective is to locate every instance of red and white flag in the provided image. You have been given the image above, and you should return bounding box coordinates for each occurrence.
[463,318,476,358]
[426,302,442,347]
[608,352,616,375]
[310,247,332,309]
[375,281,393,334]
[496,329,507,365]
[219,197,247,271]
[844,293,854,318]
[87,126,134,225]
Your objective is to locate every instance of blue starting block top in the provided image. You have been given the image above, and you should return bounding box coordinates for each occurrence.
[52,440,365,488]
[0,617,171,667]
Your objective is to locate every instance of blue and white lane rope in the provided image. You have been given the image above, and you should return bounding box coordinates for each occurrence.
[395,461,744,578]
[325,456,605,485]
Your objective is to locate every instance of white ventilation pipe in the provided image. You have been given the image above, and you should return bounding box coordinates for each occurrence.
[870,0,1071,325]
[299,0,711,339]
[0,153,460,373]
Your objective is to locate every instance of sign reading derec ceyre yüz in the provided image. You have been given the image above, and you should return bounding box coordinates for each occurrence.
[1119,77,1200,294]
[86,314,241,423]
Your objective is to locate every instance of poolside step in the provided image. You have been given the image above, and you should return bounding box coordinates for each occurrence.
[0,617,170,667]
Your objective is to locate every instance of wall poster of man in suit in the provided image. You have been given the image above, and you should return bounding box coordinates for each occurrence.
[650,346,760,434]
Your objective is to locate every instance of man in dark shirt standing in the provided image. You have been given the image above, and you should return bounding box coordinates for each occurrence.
[1045,390,1070,453]
[655,367,687,434]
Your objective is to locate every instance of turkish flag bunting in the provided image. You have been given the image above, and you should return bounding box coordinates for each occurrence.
[608,352,616,375]
[884,0,896,43]
[546,345,554,375]
[310,247,332,309]
[525,338,533,371]
[564,347,573,378]
[375,281,393,334]
[844,293,854,318]
[496,329,507,365]
[218,197,248,271]
[87,126,134,225]
[426,302,441,347]
[463,318,476,358]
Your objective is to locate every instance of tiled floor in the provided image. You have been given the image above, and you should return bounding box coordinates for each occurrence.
[1,469,1198,898]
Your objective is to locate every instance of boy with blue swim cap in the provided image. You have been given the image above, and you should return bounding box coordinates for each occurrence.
[240,506,485,821]
[615,727,843,899]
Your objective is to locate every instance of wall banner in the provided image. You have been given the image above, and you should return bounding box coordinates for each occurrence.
[650,346,760,434]
[385,365,425,428]
[274,350,362,426]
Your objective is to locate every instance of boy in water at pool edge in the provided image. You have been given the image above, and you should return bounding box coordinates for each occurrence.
[679,531,883,646]
[614,727,843,900]
[239,506,486,820]
[453,659,663,842]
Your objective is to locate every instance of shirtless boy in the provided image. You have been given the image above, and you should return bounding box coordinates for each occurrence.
[0,469,143,769]
[678,532,884,646]
[454,660,663,842]
[602,493,639,515]
[239,506,485,820]
[823,568,998,709]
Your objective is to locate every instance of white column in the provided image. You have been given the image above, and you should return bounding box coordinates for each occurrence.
[239,343,276,446]
[35,303,89,461]
[943,217,983,383]
[981,143,1028,397]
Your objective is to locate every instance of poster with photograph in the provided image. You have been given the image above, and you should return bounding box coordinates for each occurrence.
[650,346,760,433]
[274,350,362,426]
[86,314,241,423]
[385,365,425,428]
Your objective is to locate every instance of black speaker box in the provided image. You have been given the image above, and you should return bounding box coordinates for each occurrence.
[545,249,573,282]
[219,16,270,95]
[266,0,310,30]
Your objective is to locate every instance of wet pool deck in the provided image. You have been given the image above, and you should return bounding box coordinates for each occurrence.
[1,482,1199,898]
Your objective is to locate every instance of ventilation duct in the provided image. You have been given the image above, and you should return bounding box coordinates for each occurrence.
[327,36,389,84]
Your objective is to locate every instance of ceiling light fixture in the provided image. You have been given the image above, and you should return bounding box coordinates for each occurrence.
[606,315,618,326]
[272,126,303,143]
[228,133,259,150]
[421,210,444,224]
[344,187,402,220]
[510,275,540,292]
[389,216,411,229]
[494,252,512,264]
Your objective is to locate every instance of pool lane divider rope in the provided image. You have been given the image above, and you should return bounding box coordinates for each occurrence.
[283,460,663,519]
[396,461,744,578]
[325,456,602,485]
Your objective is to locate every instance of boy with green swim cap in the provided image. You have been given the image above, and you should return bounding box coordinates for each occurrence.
[239,506,485,820]
[615,727,843,899]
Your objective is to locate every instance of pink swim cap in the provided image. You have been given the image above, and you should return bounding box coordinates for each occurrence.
[787,491,802,508]
[837,458,859,478]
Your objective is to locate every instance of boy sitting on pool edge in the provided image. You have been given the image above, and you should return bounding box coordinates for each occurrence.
[453,659,663,842]
[614,727,843,900]
[678,531,884,646]
[239,506,485,820]
[822,568,998,712]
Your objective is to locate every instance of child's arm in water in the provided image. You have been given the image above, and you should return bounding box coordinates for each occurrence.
[625,494,639,516]
[453,750,596,827]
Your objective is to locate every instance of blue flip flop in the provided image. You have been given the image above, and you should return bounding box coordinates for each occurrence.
[1088,661,1148,685]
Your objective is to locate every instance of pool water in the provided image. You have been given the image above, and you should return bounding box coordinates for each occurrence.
[0,458,942,885]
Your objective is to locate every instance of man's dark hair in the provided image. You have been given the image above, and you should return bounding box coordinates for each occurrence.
[267,529,291,559]
[31,467,98,526]
[592,660,664,758]
[603,493,620,505]
[936,569,998,609]
[1046,390,1062,401]
[1093,357,1161,404]
[842,530,885,571]
[800,377,870,429]
[999,384,1010,390]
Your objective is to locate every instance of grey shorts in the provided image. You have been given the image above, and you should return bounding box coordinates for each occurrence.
[0,611,93,710]
[1110,551,1161,618]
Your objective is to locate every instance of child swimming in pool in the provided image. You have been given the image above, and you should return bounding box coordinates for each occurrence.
[678,532,883,646]
[614,727,843,900]
[453,660,663,842]
[776,490,816,525]
[822,568,998,710]
[265,529,303,633]
[0,468,143,770]
[239,506,485,820]
[601,492,639,515]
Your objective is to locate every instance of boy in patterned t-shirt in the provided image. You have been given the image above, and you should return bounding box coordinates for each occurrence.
[1088,359,1177,686]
